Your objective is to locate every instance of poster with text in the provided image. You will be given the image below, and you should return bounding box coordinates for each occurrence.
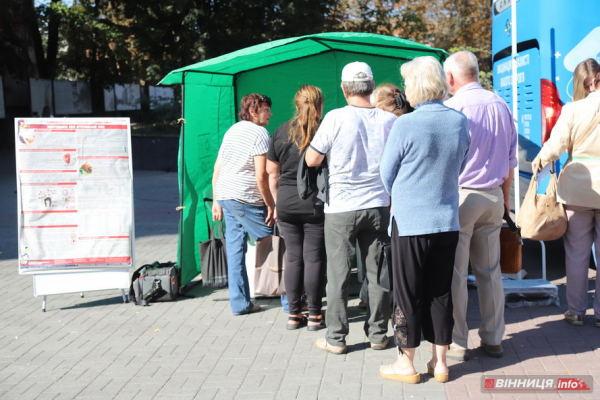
[15,118,134,273]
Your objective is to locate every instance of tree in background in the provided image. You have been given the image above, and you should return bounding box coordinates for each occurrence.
[325,0,491,74]
[0,2,31,79]
[327,0,428,41]
[1,0,493,95]
[410,0,492,73]
[114,0,203,83]
[194,0,336,59]
[1,0,62,80]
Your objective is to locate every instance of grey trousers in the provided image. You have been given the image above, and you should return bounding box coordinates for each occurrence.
[324,207,390,347]
[564,205,600,318]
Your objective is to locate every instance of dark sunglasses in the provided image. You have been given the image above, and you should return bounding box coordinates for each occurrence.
[258,94,272,107]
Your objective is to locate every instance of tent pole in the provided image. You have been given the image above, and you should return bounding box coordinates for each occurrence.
[178,73,186,274]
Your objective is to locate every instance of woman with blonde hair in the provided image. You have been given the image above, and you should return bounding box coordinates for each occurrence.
[532,58,600,327]
[573,58,600,101]
[372,83,412,117]
[379,56,470,383]
[267,85,327,330]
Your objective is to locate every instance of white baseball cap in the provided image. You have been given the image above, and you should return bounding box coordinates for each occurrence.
[341,62,373,82]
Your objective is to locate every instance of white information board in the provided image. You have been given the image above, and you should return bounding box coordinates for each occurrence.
[33,269,130,296]
[15,118,135,275]
[0,76,5,119]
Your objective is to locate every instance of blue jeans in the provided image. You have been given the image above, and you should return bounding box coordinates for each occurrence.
[219,199,274,315]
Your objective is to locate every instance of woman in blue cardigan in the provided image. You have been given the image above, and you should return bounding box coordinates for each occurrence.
[379,56,470,384]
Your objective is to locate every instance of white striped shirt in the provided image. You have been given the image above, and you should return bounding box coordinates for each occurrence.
[216,121,269,205]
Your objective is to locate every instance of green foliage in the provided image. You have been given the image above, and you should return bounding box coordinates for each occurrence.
[479,71,494,91]
[197,0,335,59]
[328,1,428,40]
[2,0,494,122]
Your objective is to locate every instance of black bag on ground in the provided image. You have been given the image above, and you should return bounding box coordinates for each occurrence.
[199,222,228,288]
[129,261,179,306]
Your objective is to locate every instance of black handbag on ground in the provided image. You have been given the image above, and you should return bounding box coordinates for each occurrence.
[199,222,228,288]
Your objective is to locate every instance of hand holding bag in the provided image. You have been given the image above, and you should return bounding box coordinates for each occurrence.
[517,163,567,241]
[500,210,523,274]
[254,224,286,296]
[199,222,228,288]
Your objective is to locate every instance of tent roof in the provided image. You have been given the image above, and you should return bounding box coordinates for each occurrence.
[159,32,448,85]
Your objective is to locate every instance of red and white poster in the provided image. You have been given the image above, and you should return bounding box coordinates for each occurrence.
[15,118,134,273]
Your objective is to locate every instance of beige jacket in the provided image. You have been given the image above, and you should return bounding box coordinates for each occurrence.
[537,91,600,208]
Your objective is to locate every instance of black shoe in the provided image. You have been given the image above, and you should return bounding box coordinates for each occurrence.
[286,315,307,330]
[307,316,326,331]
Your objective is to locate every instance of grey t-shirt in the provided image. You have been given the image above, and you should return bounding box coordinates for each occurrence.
[310,105,396,213]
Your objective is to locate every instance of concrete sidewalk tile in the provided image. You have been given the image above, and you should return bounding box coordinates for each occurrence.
[518,358,546,371]
[276,384,300,399]
[319,388,361,400]
[208,388,238,399]
[112,389,140,400]
[360,383,384,398]
[191,388,220,400]
[234,390,278,400]
[153,395,196,400]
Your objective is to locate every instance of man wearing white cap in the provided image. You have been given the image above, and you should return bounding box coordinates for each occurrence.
[306,62,396,354]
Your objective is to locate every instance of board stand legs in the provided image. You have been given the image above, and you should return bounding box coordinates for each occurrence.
[40,290,128,312]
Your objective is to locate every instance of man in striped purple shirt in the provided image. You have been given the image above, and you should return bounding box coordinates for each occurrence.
[442,51,518,361]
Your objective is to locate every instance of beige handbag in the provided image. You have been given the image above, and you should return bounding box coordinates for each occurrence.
[517,165,567,241]
[254,225,286,296]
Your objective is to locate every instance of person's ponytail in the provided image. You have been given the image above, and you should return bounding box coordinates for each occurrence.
[288,85,324,152]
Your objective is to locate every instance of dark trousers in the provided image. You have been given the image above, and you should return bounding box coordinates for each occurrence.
[277,211,326,316]
[324,207,390,346]
[391,219,458,349]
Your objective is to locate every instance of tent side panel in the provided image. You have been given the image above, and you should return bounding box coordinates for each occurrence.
[235,52,414,133]
[179,83,235,286]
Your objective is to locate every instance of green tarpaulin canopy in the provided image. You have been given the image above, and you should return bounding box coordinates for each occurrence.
[159,32,449,286]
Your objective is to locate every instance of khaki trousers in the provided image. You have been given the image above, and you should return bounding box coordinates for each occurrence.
[451,187,505,349]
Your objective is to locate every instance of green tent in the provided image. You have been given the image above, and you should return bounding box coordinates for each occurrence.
[159,32,448,286]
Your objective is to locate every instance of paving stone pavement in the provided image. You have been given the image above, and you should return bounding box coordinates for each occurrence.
[1,149,599,399]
